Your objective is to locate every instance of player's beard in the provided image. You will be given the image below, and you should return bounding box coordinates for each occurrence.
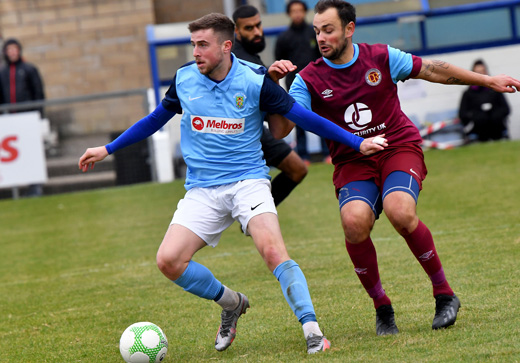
[322,37,349,62]
[196,54,224,78]
[241,35,266,54]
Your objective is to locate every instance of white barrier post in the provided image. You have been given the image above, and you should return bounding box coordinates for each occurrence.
[0,112,47,194]
[146,88,174,183]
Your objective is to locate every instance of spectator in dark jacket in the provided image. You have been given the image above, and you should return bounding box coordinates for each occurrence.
[275,0,321,88]
[0,38,45,116]
[274,0,330,164]
[232,5,309,206]
[0,38,46,196]
[459,59,510,141]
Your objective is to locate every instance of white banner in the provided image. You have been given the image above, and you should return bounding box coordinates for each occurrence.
[0,112,47,188]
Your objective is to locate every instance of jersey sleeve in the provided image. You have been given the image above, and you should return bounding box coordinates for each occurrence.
[288,74,313,111]
[408,54,422,79]
[387,45,413,83]
[259,75,295,114]
[161,73,183,114]
[261,74,363,151]
[387,45,422,83]
[283,102,363,151]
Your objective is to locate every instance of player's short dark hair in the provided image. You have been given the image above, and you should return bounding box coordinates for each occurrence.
[315,0,356,27]
[232,5,259,23]
[286,0,308,14]
[188,13,235,44]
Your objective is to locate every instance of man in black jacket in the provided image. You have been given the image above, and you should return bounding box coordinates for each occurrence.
[275,0,321,88]
[274,0,330,164]
[459,59,510,141]
[232,5,308,206]
[0,38,45,116]
[0,38,46,196]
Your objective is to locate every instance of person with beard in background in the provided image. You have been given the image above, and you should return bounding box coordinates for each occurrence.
[232,5,309,207]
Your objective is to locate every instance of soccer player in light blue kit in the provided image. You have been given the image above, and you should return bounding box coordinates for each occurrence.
[78,13,386,354]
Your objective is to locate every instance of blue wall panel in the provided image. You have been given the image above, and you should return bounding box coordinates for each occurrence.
[425,9,511,48]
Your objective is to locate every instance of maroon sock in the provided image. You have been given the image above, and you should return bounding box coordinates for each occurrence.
[403,220,453,297]
[346,237,391,309]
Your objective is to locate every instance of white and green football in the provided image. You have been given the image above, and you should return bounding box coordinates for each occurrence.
[119,322,168,363]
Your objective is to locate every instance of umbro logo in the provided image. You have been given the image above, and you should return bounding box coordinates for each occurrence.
[419,250,434,261]
[321,89,333,98]
[354,267,368,275]
[251,202,264,210]
[189,96,203,101]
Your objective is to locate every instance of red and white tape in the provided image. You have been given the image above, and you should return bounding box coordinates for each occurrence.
[419,118,461,137]
[421,138,466,150]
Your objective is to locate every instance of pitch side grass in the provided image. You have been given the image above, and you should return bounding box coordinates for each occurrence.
[1,140,519,362]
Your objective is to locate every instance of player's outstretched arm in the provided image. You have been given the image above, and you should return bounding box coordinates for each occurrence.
[283,102,386,153]
[261,75,385,153]
[268,115,388,155]
[78,146,109,172]
[78,104,176,173]
[415,59,520,93]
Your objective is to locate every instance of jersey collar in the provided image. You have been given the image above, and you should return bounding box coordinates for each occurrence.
[322,43,359,69]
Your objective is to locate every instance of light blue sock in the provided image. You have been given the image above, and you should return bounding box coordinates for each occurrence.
[273,260,317,325]
[173,260,222,300]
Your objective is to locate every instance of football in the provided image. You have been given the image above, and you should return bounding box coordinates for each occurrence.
[119,322,168,363]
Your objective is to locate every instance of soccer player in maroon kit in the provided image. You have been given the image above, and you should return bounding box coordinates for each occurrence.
[269,0,520,335]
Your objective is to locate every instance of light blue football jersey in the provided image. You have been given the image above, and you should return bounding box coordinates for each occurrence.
[165,54,272,190]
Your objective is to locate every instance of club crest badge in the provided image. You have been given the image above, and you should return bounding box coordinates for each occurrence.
[365,68,382,86]
[234,93,246,109]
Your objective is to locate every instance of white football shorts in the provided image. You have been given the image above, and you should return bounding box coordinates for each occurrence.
[170,178,277,247]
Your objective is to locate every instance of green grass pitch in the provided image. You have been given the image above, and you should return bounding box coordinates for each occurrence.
[1,140,519,362]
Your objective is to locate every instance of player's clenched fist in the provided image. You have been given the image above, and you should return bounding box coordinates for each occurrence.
[78,146,109,172]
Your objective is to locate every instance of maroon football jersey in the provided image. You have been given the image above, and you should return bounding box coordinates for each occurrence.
[298,43,424,189]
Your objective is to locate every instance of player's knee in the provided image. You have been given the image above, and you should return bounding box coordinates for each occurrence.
[278,152,308,183]
[341,213,372,243]
[383,190,419,235]
[283,162,308,183]
[156,251,185,280]
[386,207,417,236]
[292,164,308,183]
[155,252,171,276]
[259,243,289,271]
[343,227,371,244]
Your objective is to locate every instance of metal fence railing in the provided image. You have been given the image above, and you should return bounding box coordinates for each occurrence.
[0,88,150,115]
[0,89,153,199]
